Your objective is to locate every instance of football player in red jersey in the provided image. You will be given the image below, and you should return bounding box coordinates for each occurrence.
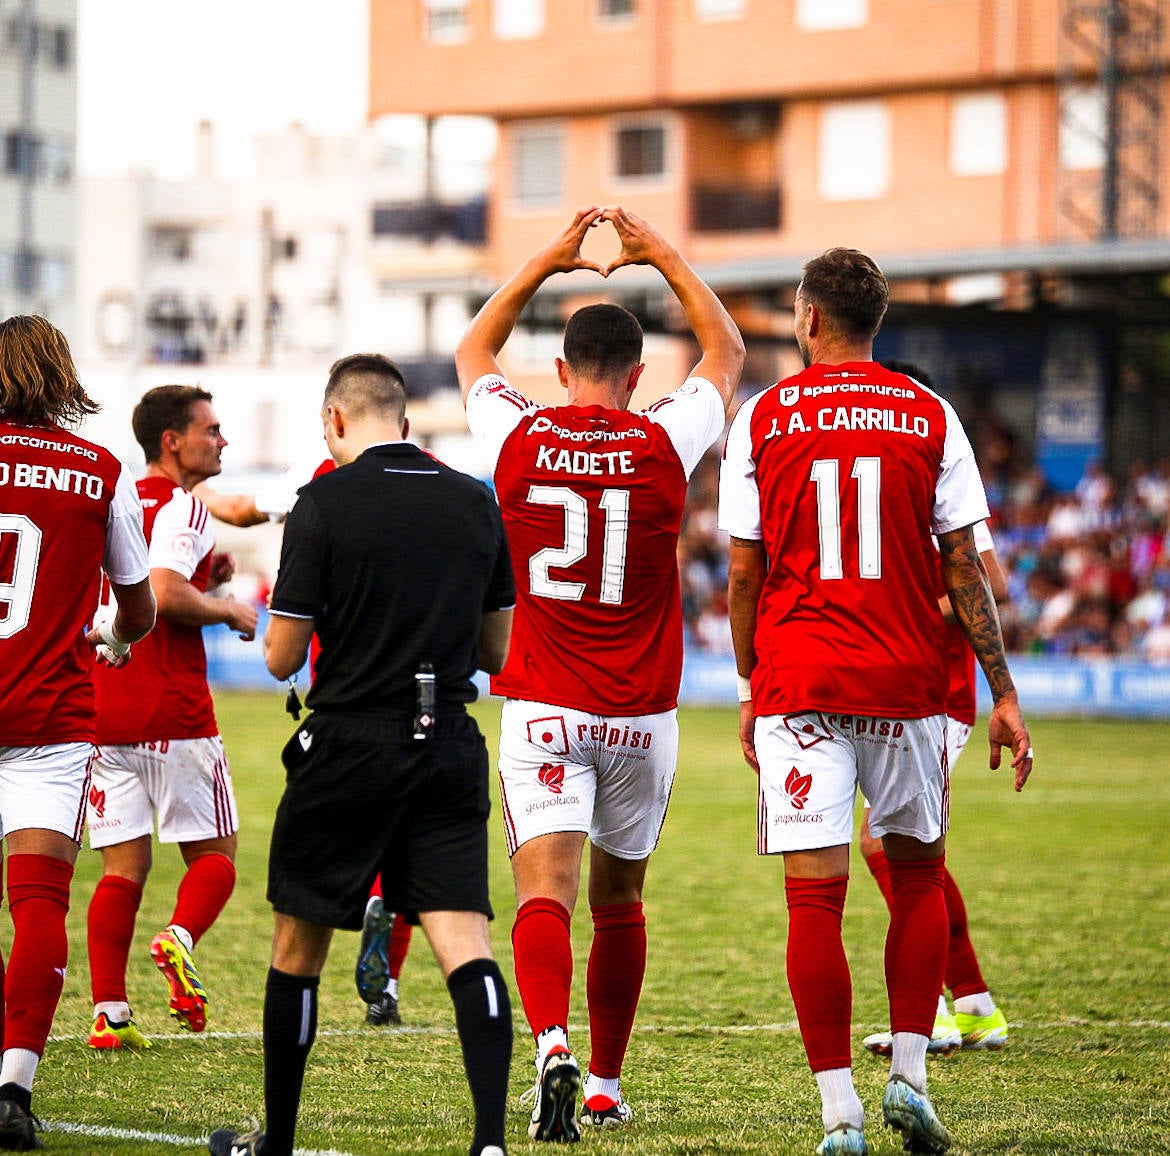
[457,206,745,1140]
[0,315,155,1147]
[720,249,1032,1156]
[86,386,258,1051]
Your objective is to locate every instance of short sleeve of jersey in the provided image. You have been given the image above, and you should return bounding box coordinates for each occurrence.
[717,390,766,541]
[931,395,990,535]
[643,377,725,478]
[465,373,541,476]
[268,493,328,619]
[103,462,150,584]
[973,519,993,552]
[148,488,214,580]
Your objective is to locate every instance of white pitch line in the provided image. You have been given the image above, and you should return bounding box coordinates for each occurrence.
[44,1120,355,1155]
[49,1016,1170,1046]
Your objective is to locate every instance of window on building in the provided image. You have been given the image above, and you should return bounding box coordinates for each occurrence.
[512,123,564,206]
[950,92,1007,176]
[796,0,867,30]
[494,0,543,39]
[612,120,668,180]
[41,138,72,183]
[598,0,635,20]
[1060,83,1106,170]
[3,131,40,178]
[692,0,745,20]
[818,101,889,201]
[50,25,71,68]
[150,228,193,262]
[425,0,468,44]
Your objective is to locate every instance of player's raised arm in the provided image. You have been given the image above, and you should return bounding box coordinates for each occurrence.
[601,206,745,412]
[456,206,606,400]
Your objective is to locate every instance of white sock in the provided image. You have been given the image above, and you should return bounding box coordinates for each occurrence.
[168,924,194,954]
[935,994,950,1019]
[383,978,399,999]
[94,1001,133,1024]
[814,1067,864,1132]
[954,991,995,1017]
[0,1049,38,1092]
[890,1033,928,1092]
[583,1073,621,1103]
[535,1025,569,1070]
[365,894,382,917]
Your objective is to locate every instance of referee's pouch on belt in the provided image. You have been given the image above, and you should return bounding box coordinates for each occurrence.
[280,714,320,780]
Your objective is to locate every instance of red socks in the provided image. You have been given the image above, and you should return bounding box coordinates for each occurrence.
[388,917,413,981]
[885,857,948,1036]
[942,867,987,998]
[586,901,646,1079]
[512,898,573,1039]
[863,849,895,911]
[785,875,852,1072]
[87,874,143,1005]
[5,854,73,1055]
[170,852,236,945]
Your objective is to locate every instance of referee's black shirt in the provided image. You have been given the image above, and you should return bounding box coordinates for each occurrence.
[268,442,514,715]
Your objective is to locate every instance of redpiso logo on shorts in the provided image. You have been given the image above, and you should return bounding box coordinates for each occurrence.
[88,785,106,818]
[783,712,833,750]
[538,763,565,795]
[527,716,569,756]
[783,766,812,810]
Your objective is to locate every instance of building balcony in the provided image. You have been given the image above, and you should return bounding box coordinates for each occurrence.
[372,196,487,246]
[690,183,781,234]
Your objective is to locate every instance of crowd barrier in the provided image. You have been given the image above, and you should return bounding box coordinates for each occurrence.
[206,612,1170,718]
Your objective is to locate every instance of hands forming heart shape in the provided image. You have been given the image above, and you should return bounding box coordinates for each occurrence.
[546,205,669,279]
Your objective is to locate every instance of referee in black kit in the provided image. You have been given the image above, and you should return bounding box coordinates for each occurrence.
[210,354,515,1156]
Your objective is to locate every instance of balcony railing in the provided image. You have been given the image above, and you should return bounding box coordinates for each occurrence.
[690,183,781,233]
[372,197,487,245]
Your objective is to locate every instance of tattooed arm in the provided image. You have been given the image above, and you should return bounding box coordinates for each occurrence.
[937,524,1034,790]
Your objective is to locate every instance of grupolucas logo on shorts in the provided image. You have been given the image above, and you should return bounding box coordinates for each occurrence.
[538,763,565,795]
[783,766,812,810]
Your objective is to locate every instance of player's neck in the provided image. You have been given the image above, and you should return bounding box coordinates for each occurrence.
[144,460,197,492]
[806,339,874,367]
[565,380,632,412]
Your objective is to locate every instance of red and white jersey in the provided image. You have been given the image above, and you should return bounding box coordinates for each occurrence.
[466,372,725,715]
[0,421,148,745]
[940,519,994,726]
[719,362,989,719]
[95,475,218,744]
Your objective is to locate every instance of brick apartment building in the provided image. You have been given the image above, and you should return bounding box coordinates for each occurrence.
[368,0,1170,485]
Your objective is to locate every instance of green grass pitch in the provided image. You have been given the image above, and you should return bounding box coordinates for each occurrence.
[20,695,1170,1154]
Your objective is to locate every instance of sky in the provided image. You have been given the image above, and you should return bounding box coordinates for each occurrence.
[77,0,371,179]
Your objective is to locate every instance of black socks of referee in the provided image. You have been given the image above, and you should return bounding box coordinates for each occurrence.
[263,967,319,1156]
[447,957,513,1156]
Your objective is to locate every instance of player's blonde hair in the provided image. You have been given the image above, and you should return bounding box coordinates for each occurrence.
[0,314,99,427]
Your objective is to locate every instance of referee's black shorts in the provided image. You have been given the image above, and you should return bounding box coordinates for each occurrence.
[267,710,493,930]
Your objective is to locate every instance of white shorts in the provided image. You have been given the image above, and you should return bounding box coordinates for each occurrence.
[497,699,678,860]
[946,717,973,771]
[87,736,238,848]
[0,743,92,842]
[755,711,948,854]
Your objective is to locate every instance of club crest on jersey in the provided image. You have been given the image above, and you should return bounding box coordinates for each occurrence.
[88,785,106,818]
[527,715,569,755]
[538,763,565,795]
[779,384,800,407]
[782,712,833,749]
[783,766,813,810]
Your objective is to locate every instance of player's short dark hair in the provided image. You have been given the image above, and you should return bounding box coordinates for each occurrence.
[0,314,99,427]
[798,248,889,341]
[132,384,213,463]
[324,353,407,428]
[563,303,644,380]
[880,359,934,389]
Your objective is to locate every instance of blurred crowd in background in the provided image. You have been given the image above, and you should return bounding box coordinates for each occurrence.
[678,439,1170,664]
